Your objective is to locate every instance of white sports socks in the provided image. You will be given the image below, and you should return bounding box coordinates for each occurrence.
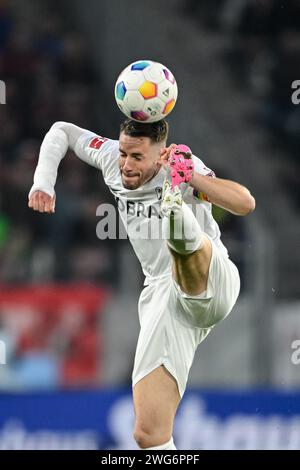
[162,201,204,255]
[143,437,177,450]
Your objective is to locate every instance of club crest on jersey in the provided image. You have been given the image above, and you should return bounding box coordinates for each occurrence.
[155,186,162,200]
[89,136,107,150]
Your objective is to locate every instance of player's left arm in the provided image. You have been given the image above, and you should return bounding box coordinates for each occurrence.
[190,172,255,216]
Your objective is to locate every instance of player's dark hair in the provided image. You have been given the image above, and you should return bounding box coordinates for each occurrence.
[120,119,169,144]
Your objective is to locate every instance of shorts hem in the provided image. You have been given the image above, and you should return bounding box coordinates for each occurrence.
[132,359,185,398]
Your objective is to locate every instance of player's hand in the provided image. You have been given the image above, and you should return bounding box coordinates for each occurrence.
[28,191,56,214]
[160,143,177,169]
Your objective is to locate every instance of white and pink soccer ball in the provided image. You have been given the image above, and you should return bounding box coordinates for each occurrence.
[114,60,178,123]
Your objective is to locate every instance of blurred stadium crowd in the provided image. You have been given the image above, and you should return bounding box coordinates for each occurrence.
[0,1,118,286]
[0,1,117,389]
[186,0,300,209]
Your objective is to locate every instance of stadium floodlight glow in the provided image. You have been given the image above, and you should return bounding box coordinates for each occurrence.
[0,80,6,104]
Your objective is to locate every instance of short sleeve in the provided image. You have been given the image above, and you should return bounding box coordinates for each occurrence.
[192,155,216,178]
[192,155,215,202]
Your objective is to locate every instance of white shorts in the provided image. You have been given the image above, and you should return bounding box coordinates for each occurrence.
[132,240,240,397]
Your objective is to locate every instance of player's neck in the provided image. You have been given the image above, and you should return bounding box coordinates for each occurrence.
[146,163,163,185]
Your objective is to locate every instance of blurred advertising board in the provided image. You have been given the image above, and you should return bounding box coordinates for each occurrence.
[0,389,299,450]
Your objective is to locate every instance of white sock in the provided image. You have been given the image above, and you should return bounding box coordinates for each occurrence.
[143,437,177,450]
[162,202,203,255]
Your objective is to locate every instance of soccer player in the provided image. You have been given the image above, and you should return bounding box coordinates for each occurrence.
[28,119,255,450]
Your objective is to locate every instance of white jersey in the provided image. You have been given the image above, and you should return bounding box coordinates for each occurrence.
[75,132,228,284]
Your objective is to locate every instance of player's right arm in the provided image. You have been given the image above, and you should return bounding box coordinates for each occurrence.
[28,121,103,214]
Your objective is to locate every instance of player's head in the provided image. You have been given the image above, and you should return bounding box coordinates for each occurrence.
[119,119,169,190]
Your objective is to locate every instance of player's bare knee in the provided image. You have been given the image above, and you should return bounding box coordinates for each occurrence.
[133,416,171,449]
[133,428,151,449]
[133,426,171,449]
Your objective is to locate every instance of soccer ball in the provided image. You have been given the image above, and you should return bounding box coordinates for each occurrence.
[114,60,178,123]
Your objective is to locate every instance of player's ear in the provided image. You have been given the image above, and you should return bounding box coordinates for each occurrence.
[159,147,168,161]
[159,147,169,168]
[159,143,176,160]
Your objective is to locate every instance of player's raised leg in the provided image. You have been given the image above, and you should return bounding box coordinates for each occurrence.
[161,145,212,296]
[133,365,180,450]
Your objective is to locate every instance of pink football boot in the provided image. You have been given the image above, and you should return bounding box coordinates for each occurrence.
[161,144,194,217]
[169,144,194,189]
